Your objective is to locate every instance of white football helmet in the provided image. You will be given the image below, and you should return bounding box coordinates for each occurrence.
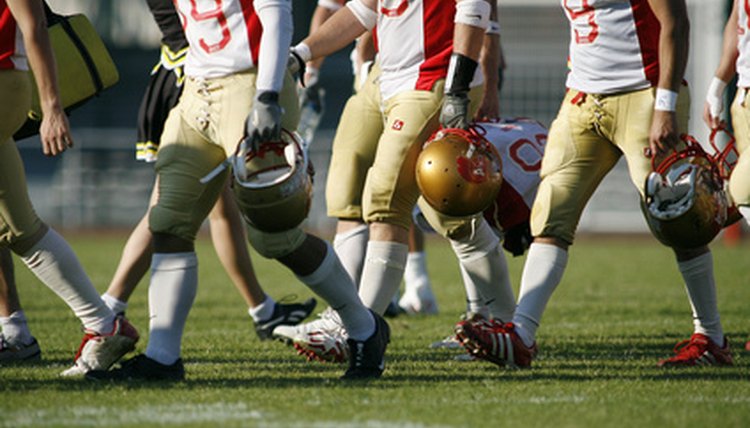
[231,129,312,232]
[416,127,503,217]
[642,136,728,249]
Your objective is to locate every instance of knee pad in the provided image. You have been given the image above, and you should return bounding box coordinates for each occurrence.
[246,224,306,259]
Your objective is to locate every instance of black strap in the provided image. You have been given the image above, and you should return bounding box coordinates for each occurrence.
[43,1,104,92]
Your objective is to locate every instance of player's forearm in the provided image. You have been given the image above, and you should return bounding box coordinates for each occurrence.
[299,5,368,63]
[9,0,62,114]
[714,6,739,83]
[255,0,293,93]
[480,33,500,92]
[307,5,338,72]
[652,0,689,91]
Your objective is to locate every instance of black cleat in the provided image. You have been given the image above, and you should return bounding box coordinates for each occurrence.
[254,297,317,340]
[341,311,390,380]
[86,354,185,382]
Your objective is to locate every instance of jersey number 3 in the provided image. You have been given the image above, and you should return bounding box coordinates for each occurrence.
[563,0,599,45]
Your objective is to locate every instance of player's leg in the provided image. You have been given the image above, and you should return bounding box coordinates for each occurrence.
[101,183,159,316]
[1,71,137,374]
[0,246,40,361]
[326,64,383,287]
[207,181,316,340]
[730,88,750,225]
[399,223,438,315]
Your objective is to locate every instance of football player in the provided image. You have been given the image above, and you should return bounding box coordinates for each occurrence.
[273,0,515,363]
[299,0,439,317]
[457,0,733,368]
[86,0,388,382]
[0,0,139,372]
[702,0,750,353]
[98,0,317,343]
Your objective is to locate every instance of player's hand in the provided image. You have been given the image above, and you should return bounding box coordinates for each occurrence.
[702,100,725,130]
[287,50,307,86]
[647,110,680,158]
[475,89,500,122]
[245,91,282,150]
[440,92,470,129]
[39,106,73,157]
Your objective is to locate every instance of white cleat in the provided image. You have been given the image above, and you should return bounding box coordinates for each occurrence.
[60,316,139,377]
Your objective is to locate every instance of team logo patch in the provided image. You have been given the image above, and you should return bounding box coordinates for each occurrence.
[392,119,404,131]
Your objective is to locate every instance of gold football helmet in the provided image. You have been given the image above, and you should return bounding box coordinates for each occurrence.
[416,126,502,217]
[231,130,312,232]
[642,135,728,249]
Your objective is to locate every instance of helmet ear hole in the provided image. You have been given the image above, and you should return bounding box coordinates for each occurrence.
[416,128,503,217]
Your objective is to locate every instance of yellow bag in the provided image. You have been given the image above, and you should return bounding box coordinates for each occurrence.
[14,7,119,139]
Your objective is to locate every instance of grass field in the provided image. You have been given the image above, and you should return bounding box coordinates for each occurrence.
[1,232,749,427]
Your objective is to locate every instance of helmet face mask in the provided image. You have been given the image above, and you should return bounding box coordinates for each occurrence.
[642,136,728,249]
[416,127,503,217]
[231,130,312,232]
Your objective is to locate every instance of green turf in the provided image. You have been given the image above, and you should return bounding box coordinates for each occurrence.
[1,233,749,427]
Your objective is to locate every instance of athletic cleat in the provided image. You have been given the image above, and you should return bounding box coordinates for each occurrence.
[455,320,537,368]
[341,311,390,380]
[0,334,41,363]
[658,333,733,367]
[254,297,317,340]
[746,341,750,352]
[274,307,349,363]
[86,354,185,381]
[293,328,350,364]
[60,316,139,376]
[398,283,439,315]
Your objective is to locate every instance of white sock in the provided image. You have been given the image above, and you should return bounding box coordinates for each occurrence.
[101,293,128,316]
[0,310,33,345]
[333,224,369,288]
[298,242,374,341]
[450,219,515,322]
[459,264,489,317]
[145,252,198,366]
[740,205,750,226]
[404,252,430,291]
[248,296,276,322]
[678,252,724,345]
[19,229,114,334]
[358,241,409,316]
[512,243,568,347]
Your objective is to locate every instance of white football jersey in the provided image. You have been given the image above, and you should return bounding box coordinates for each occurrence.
[375,0,482,101]
[737,0,750,87]
[174,0,261,79]
[562,0,660,94]
[478,118,547,231]
[0,1,28,71]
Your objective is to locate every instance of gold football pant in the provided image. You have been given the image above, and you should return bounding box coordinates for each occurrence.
[531,86,690,244]
[730,88,750,207]
[0,70,44,248]
[151,70,299,245]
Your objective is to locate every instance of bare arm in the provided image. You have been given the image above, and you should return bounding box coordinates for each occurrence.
[299,1,372,62]
[703,0,739,128]
[8,0,73,156]
[476,2,501,120]
[647,0,689,156]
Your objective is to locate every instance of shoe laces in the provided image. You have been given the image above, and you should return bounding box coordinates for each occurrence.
[671,334,710,360]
